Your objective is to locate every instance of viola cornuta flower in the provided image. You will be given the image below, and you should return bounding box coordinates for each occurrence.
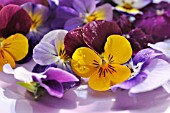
[0,5,30,70]
[53,0,113,30]
[33,30,72,73]
[111,48,170,94]
[112,0,152,15]
[134,1,170,41]
[21,2,51,47]
[3,64,79,99]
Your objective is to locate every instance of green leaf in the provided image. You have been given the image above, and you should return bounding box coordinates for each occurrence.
[17,82,38,93]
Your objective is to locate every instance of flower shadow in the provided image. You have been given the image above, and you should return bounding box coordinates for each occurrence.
[111,87,170,113]
[3,84,78,113]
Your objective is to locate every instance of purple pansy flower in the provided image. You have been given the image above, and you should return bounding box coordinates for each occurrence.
[111,48,170,94]
[33,30,73,73]
[52,0,113,30]
[3,64,79,99]
[134,1,170,42]
[18,3,51,63]
[0,0,49,6]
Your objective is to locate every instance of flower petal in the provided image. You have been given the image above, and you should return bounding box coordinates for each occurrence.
[64,17,84,31]
[91,3,113,21]
[43,67,79,83]
[2,33,28,61]
[71,47,101,77]
[0,50,15,71]
[104,35,132,64]
[0,5,31,37]
[42,80,64,98]
[88,64,131,91]
[148,42,170,58]
[64,28,87,57]
[33,42,59,65]
[83,20,122,54]
[129,58,170,94]
[132,0,152,9]
[73,0,96,14]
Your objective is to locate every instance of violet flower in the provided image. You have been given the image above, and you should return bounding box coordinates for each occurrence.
[3,64,79,99]
[111,48,170,94]
[33,30,73,73]
[52,0,113,30]
[134,1,170,42]
[18,3,51,63]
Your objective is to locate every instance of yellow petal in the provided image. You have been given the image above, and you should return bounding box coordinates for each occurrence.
[108,64,131,84]
[88,69,112,91]
[115,6,141,15]
[71,47,101,78]
[0,49,15,71]
[104,35,132,64]
[2,33,28,61]
[88,64,131,91]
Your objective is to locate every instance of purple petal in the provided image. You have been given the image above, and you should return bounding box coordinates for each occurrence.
[130,58,170,93]
[64,28,88,57]
[59,0,73,7]
[43,67,79,83]
[133,48,162,65]
[73,0,96,14]
[0,4,31,37]
[64,17,84,31]
[128,28,154,53]
[83,20,122,54]
[111,72,147,90]
[51,6,79,29]
[0,0,48,6]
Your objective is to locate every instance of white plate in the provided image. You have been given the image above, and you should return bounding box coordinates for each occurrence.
[0,60,170,113]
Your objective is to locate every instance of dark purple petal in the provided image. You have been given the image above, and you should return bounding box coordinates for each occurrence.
[42,80,64,98]
[134,2,170,42]
[64,28,88,57]
[64,17,84,31]
[43,67,79,83]
[83,20,122,54]
[32,63,57,73]
[128,28,154,53]
[0,5,31,37]
[116,15,132,34]
[0,0,48,6]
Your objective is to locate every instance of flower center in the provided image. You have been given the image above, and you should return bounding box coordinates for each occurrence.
[123,3,132,9]
[58,48,70,62]
[30,19,40,31]
[156,9,164,16]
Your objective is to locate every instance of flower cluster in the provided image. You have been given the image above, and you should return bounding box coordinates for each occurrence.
[1,0,170,99]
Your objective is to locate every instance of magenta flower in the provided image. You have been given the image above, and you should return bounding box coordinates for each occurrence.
[3,64,79,99]
[52,0,113,30]
[134,1,170,42]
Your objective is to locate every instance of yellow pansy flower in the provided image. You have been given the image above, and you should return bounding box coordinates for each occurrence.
[0,34,28,71]
[71,35,132,91]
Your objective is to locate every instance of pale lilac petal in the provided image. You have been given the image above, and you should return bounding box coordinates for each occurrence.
[163,80,170,93]
[64,17,84,31]
[3,64,14,75]
[53,30,68,54]
[148,42,170,58]
[43,67,79,83]
[33,42,59,65]
[93,3,113,21]
[56,60,73,73]
[73,0,96,14]
[129,58,170,94]
[132,0,152,9]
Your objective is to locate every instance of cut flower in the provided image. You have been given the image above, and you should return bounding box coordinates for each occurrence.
[71,35,132,91]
